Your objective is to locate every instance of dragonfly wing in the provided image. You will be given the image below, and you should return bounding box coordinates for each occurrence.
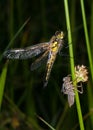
[3,49,27,59]
[31,51,48,70]
[3,42,49,59]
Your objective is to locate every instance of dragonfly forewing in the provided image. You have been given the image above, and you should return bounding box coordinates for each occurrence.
[3,42,49,59]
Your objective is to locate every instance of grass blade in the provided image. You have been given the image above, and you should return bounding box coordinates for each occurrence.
[63,0,85,130]
[80,0,93,127]
[0,62,8,109]
[80,0,93,80]
[37,115,56,130]
[0,18,30,62]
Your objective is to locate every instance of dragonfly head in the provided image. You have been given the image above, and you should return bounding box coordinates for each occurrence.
[55,31,64,40]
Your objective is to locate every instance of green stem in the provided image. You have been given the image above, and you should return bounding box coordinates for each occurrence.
[0,62,8,110]
[63,0,85,130]
[80,0,93,80]
[80,0,93,127]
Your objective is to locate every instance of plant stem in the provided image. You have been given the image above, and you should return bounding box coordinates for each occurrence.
[63,0,85,130]
[80,0,93,127]
[80,0,93,80]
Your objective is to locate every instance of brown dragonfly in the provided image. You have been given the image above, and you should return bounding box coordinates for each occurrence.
[3,31,64,87]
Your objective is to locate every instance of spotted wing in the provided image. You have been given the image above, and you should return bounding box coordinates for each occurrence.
[31,51,49,70]
[3,42,49,59]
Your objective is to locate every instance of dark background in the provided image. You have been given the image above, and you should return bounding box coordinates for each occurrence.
[0,0,92,130]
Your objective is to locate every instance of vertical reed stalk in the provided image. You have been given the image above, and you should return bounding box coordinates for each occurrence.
[80,0,93,127]
[64,0,85,130]
[80,0,93,80]
[0,62,8,110]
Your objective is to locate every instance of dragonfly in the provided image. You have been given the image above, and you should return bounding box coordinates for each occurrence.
[3,31,64,87]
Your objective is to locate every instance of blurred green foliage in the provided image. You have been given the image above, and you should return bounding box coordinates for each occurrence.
[0,0,93,130]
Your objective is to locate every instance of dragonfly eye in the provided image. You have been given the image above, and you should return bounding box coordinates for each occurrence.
[55,31,64,40]
[55,31,61,35]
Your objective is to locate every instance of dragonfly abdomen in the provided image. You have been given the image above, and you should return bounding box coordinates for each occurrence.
[44,53,57,87]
